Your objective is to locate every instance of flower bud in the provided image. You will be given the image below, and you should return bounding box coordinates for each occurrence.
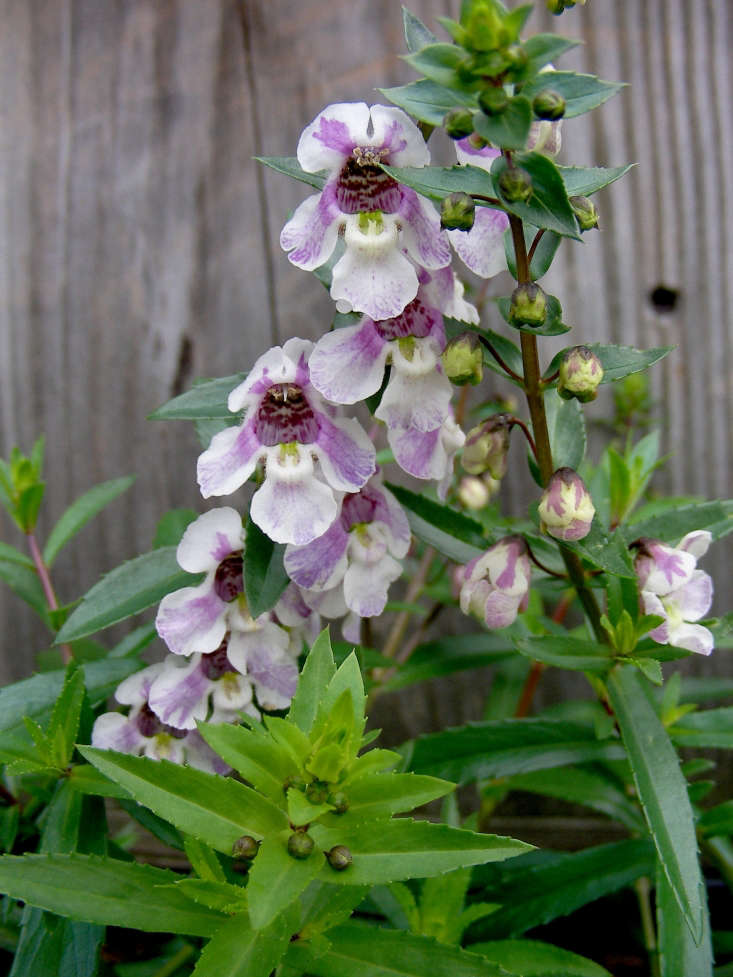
[287,831,315,859]
[462,413,512,479]
[444,107,475,140]
[441,192,475,232]
[442,333,483,386]
[326,845,353,871]
[497,166,533,203]
[509,283,547,327]
[458,476,491,511]
[478,87,509,117]
[504,44,529,75]
[532,89,566,121]
[232,835,259,860]
[558,345,604,402]
[305,780,330,805]
[570,195,599,232]
[459,535,531,629]
[546,0,585,12]
[283,774,306,793]
[538,468,595,541]
[328,790,349,814]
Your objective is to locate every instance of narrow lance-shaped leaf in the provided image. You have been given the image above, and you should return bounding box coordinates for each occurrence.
[522,70,625,118]
[656,861,713,977]
[148,373,247,420]
[558,163,635,197]
[288,628,337,734]
[192,907,298,977]
[380,79,477,126]
[471,939,613,977]
[244,516,290,617]
[246,833,326,929]
[43,476,135,567]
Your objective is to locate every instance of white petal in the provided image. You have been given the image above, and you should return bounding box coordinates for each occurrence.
[92,712,145,754]
[155,577,229,657]
[297,102,370,173]
[280,188,343,271]
[284,519,349,592]
[396,189,452,270]
[668,622,714,656]
[176,507,244,573]
[114,663,167,706]
[197,420,264,499]
[147,655,212,731]
[677,530,712,560]
[448,206,509,279]
[343,551,402,617]
[455,138,501,171]
[674,570,714,622]
[369,105,430,167]
[313,415,376,492]
[421,266,479,324]
[375,351,452,434]
[253,446,338,545]
[308,321,389,404]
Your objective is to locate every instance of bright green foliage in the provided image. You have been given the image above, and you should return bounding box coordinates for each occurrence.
[43,476,135,567]
[656,862,713,977]
[243,516,290,617]
[492,152,581,239]
[523,70,625,118]
[471,939,612,976]
[0,437,46,533]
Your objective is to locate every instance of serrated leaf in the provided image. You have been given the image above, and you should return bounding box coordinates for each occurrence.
[43,476,135,567]
[47,664,86,767]
[197,722,298,801]
[404,719,626,784]
[330,773,453,821]
[255,156,327,191]
[184,836,226,882]
[316,653,365,739]
[385,482,485,563]
[473,97,532,151]
[382,633,514,692]
[607,666,705,942]
[566,523,636,578]
[0,853,224,936]
[515,636,612,672]
[248,834,325,929]
[472,938,612,976]
[148,374,246,420]
[544,387,585,470]
[627,501,730,543]
[192,906,297,977]
[404,43,472,91]
[492,152,581,239]
[56,546,202,643]
[402,7,438,53]
[286,919,517,977]
[243,516,289,617]
[670,707,733,749]
[656,861,713,977]
[523,71,625,119]
[80,749,289,852]
[288,629,337,734]
[173,878,247,914]
[0,558,49,622]
[380,79,477,126]
[558,163,635,197]
[309,820,531,886]
[382,163,498,204]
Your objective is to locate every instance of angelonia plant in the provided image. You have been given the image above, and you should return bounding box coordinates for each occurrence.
[0,3,731,976]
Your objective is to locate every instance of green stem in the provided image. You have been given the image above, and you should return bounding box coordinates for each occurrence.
[151,943,195,977]
[634,876,661,977]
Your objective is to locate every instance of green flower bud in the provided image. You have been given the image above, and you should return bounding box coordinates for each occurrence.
[478,87,509,117]
[503,44,529,78]
[497,166,533,203]
[462,413,512,479]
[443,107,475,140]
[283,774,306,793]
[305,780,330,805]
[463,1,506,51]
[509,283,547,327]
[569,195,599,232]
[441,192,476,232]
[547,0,585,12]
[458,476,491,510]
[558,345,604,402]
[532,89,566,121]
[231,835,259,860]
[327,845,353,871]
[442,333,483,386]
[327,791,349,814]
[287,831,315,860]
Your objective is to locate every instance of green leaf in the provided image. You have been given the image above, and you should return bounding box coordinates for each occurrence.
[607,666,705,942]
[184,836,226,882]
[523,71,625,119]
[627,501,731,543]
[247,833,325,929]
[173,877,247,913]
[544,387,585,470]
[0,853,225,936]
[473,97,533,151]
[523,34,580,72]
[515,636,613,673]
[80,749,289,852]
[68,763,130,800]
[566,522,636,578]
[404,719,626,784]
[0,557,49,622]
[0,541,34,568]
[255,156,327,191]
[46,664,86,767]
[153,508,198,548]
[670,708,733,749]
[381,80,476,126]
[56,546,202,643]
[591,342,674,382]
[332,773,453,821]
[630,656,664,686]
[385,482,485,563]
[504,225,561,282]
[309,820,531,886]
[402,7,438,53]
[286,921,516,977]
[382,163,497,204]
[472,939,612,976]
[404,43,472,91]
[288,628,337,734]
[197,722,298,801]
[492,152,581,240]
[470,840,654,940]
[148,374,246,420]
[192,906,297,977]
[383,633,514,692]
[697,801,733,839]
[656,861,713,977]
[558,163,635,197]
[244,516,289,618]
[42,476,135,567]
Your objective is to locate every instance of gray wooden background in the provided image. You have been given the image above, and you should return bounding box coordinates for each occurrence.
[0,0,730,730]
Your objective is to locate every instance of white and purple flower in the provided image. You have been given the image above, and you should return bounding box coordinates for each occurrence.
[457,535,531,629]
[634,531,715,656]
[537,468,595,542]
[280,102,451,320]
[197,339,375,545]
[284,475,410,619]
[155,507,246,657]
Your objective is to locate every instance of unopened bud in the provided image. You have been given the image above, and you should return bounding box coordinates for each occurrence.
[305,780,330,805]
[327,845,353,871]
[458,476,491,510]
[328,791,349,814]
[444,107,475,140]
[462,413,512,479]
[478,87,509,117]
[538,468,595,541]
[232,835,259,860]
[570,195,599,232]
[283,774,306,793]
[442,333,483,386]
[504,44,529,75]
[558,345,604,402]
[547,0,585,12]
[287,831,315,859]
[509,283,547,327]
[532,89,566,120]
[441,192,475,232]
[498,166,533,203]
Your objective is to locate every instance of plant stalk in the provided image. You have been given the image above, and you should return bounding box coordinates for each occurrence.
[27,532,73,664]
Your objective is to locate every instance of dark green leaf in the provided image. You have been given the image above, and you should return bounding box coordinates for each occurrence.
[47,664,86,767]
[255,156,327,192]
[566,523,636,578]
[402,7,438,53]
[288,628,337,734]
[383,633,514,691]
[607,666,705,942]
[656,861,713,977]
[591,342,674,382]
[56,546,202,643]
[184,837,226,883]
[627,501,730,543]
[670,708,733,749]
[404,719,625,784]
[544,388,585,469]
[0,541,35,568]
[404,44,472,91]
[698,801,733,839]
[153,508,198,548]
[0,558,49,622]
[382,163,498,204]
[515,636,613,672]
[493,153,581,239]
[472,938,612,976]
[504,225,562,281]
[558,164,635,197]
[523,34,580,72]
[148,374,246,421]
[473,97,533,151]
[80,749,289,852]
[523,71,625,119]
[192,906,297,977]
[244,516,290,617]
[43,477,135,567]
[380,80,477,126]
[247,833,325,929]
[385,482,485,563]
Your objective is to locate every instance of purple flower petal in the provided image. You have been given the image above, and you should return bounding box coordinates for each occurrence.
[396,188,452,270]
[155,579,228,657]
[252,447,338,545]
[314,415,376,492]
[668,622,714,657]
[674,570,713,622]
[147,656,212,731]
[197,419,264,499]
[92,712,146,754]
[297,102,370,172]
[308,320,389,404]
[448,206,509,279]
[284,519,350,591]
[176,508,244,574]
[280,186,343,270]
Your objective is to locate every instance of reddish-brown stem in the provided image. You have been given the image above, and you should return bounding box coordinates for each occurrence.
[526,228,546,267]
[477,334,524,384]
[508,416,537,459]
[27,533,73,664]
[515,661,545,718]
[471,193,504,208]
[526,546,567,580]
